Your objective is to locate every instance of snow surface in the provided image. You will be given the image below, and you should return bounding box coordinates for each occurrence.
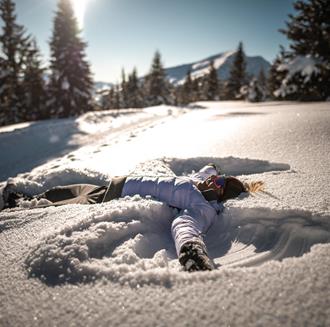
[0,101,330,326]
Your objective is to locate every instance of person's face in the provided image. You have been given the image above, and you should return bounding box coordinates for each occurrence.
[198,175,225,198]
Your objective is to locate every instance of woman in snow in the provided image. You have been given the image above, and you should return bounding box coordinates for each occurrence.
[0,164,263,272]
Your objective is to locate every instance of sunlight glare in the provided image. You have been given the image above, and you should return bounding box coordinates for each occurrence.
[71,0,90,28]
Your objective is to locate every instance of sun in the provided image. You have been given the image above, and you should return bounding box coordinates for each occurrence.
[71,0,90,28]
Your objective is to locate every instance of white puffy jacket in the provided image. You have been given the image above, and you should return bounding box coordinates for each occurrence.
[121,165,223,255]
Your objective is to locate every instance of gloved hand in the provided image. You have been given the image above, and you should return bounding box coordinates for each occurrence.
[179,240,214,272]
[207,163,221,175]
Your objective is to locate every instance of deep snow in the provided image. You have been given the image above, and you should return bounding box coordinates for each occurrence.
[0,101,329,326]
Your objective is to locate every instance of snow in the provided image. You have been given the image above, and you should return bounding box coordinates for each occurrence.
[0,101,330,326]
[275,55,321,97]
[278,55,320,82]
[0,106,183,181]
[62,77,70,90]
[190,51,236,80]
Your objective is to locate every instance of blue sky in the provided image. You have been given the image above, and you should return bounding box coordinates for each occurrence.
[13,0,295,83]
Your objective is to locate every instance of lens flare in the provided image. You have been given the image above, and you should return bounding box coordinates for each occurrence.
[71,0,90,28]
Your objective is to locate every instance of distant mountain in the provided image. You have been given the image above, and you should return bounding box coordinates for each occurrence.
[165,51,271,85]
[94,51,271,91]
[94,81,113,94]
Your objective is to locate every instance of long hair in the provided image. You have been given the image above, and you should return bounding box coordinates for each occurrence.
[243,180,265,193]
[221,177,264,201]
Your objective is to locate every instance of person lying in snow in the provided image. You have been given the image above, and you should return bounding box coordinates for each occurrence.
[0,164,263,272]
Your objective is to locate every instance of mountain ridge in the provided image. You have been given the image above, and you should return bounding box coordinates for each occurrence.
[165,50,271,85]
[95,50,271,89]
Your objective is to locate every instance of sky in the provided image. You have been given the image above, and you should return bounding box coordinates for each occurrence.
[13,0,296,83]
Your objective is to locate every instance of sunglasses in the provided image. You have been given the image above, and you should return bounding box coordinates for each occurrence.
[211,175,226,189]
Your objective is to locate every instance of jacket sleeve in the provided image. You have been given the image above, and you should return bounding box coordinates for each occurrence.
[190,164,218,183]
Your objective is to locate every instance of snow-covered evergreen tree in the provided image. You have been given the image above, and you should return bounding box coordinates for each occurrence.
[224,42,247,100]
[22,39,48,121]
[107,88,116,109]
[243,78,265,102]
[256,68,267,100]
[205,61,219,100]
[100,86,120,110]
[258,68,267,90]
[48,0,93,118]
[114,84,121,109]
[120,68,128,108]
[191,78,201,102]
[126,68,143,108]
[144,51,170,106]
[179,70,193,104]
[0,0,30,126]
[99,89,110,110]
[278,0,330,100]
[267,46,289,99]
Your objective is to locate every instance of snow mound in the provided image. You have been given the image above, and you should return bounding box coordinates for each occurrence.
[6,165,110,197]
[3,158,175,199]
[163,156,290,176]
[77,109,153,134]
[208,205,330,268]
[25,197,177,287]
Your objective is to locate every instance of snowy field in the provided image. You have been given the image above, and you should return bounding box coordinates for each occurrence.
[0,101,329,326]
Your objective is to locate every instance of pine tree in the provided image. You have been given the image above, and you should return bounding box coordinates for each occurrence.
[126,68,143,108]
[0,0,30,126]
[100,87,117,110]
[267,46,289,99]
[199,75,209,101]
[107,88,115,109]
[257,68,267,99]
[120,68,128,108]
[281,0,330,62]
[205,61,219,100]
[258,68,266,88]
[144,51,170,106]
[279,0,330,100]
[48,0,93,118]
[99,89,109,110]
[22,39,48,120]
[114,84,121,109]
[245,78,265,102]
[180,70,193,104]
[225,42,247,100]
[191,78,201,102]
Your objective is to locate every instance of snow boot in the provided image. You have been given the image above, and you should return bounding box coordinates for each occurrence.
[179,239,214,272]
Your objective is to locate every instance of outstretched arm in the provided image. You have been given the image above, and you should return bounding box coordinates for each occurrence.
[190,163,219,183]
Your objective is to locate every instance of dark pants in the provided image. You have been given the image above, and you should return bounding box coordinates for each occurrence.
[38,184,108,206]
[4,176,127,209]
[6,184,107,209]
